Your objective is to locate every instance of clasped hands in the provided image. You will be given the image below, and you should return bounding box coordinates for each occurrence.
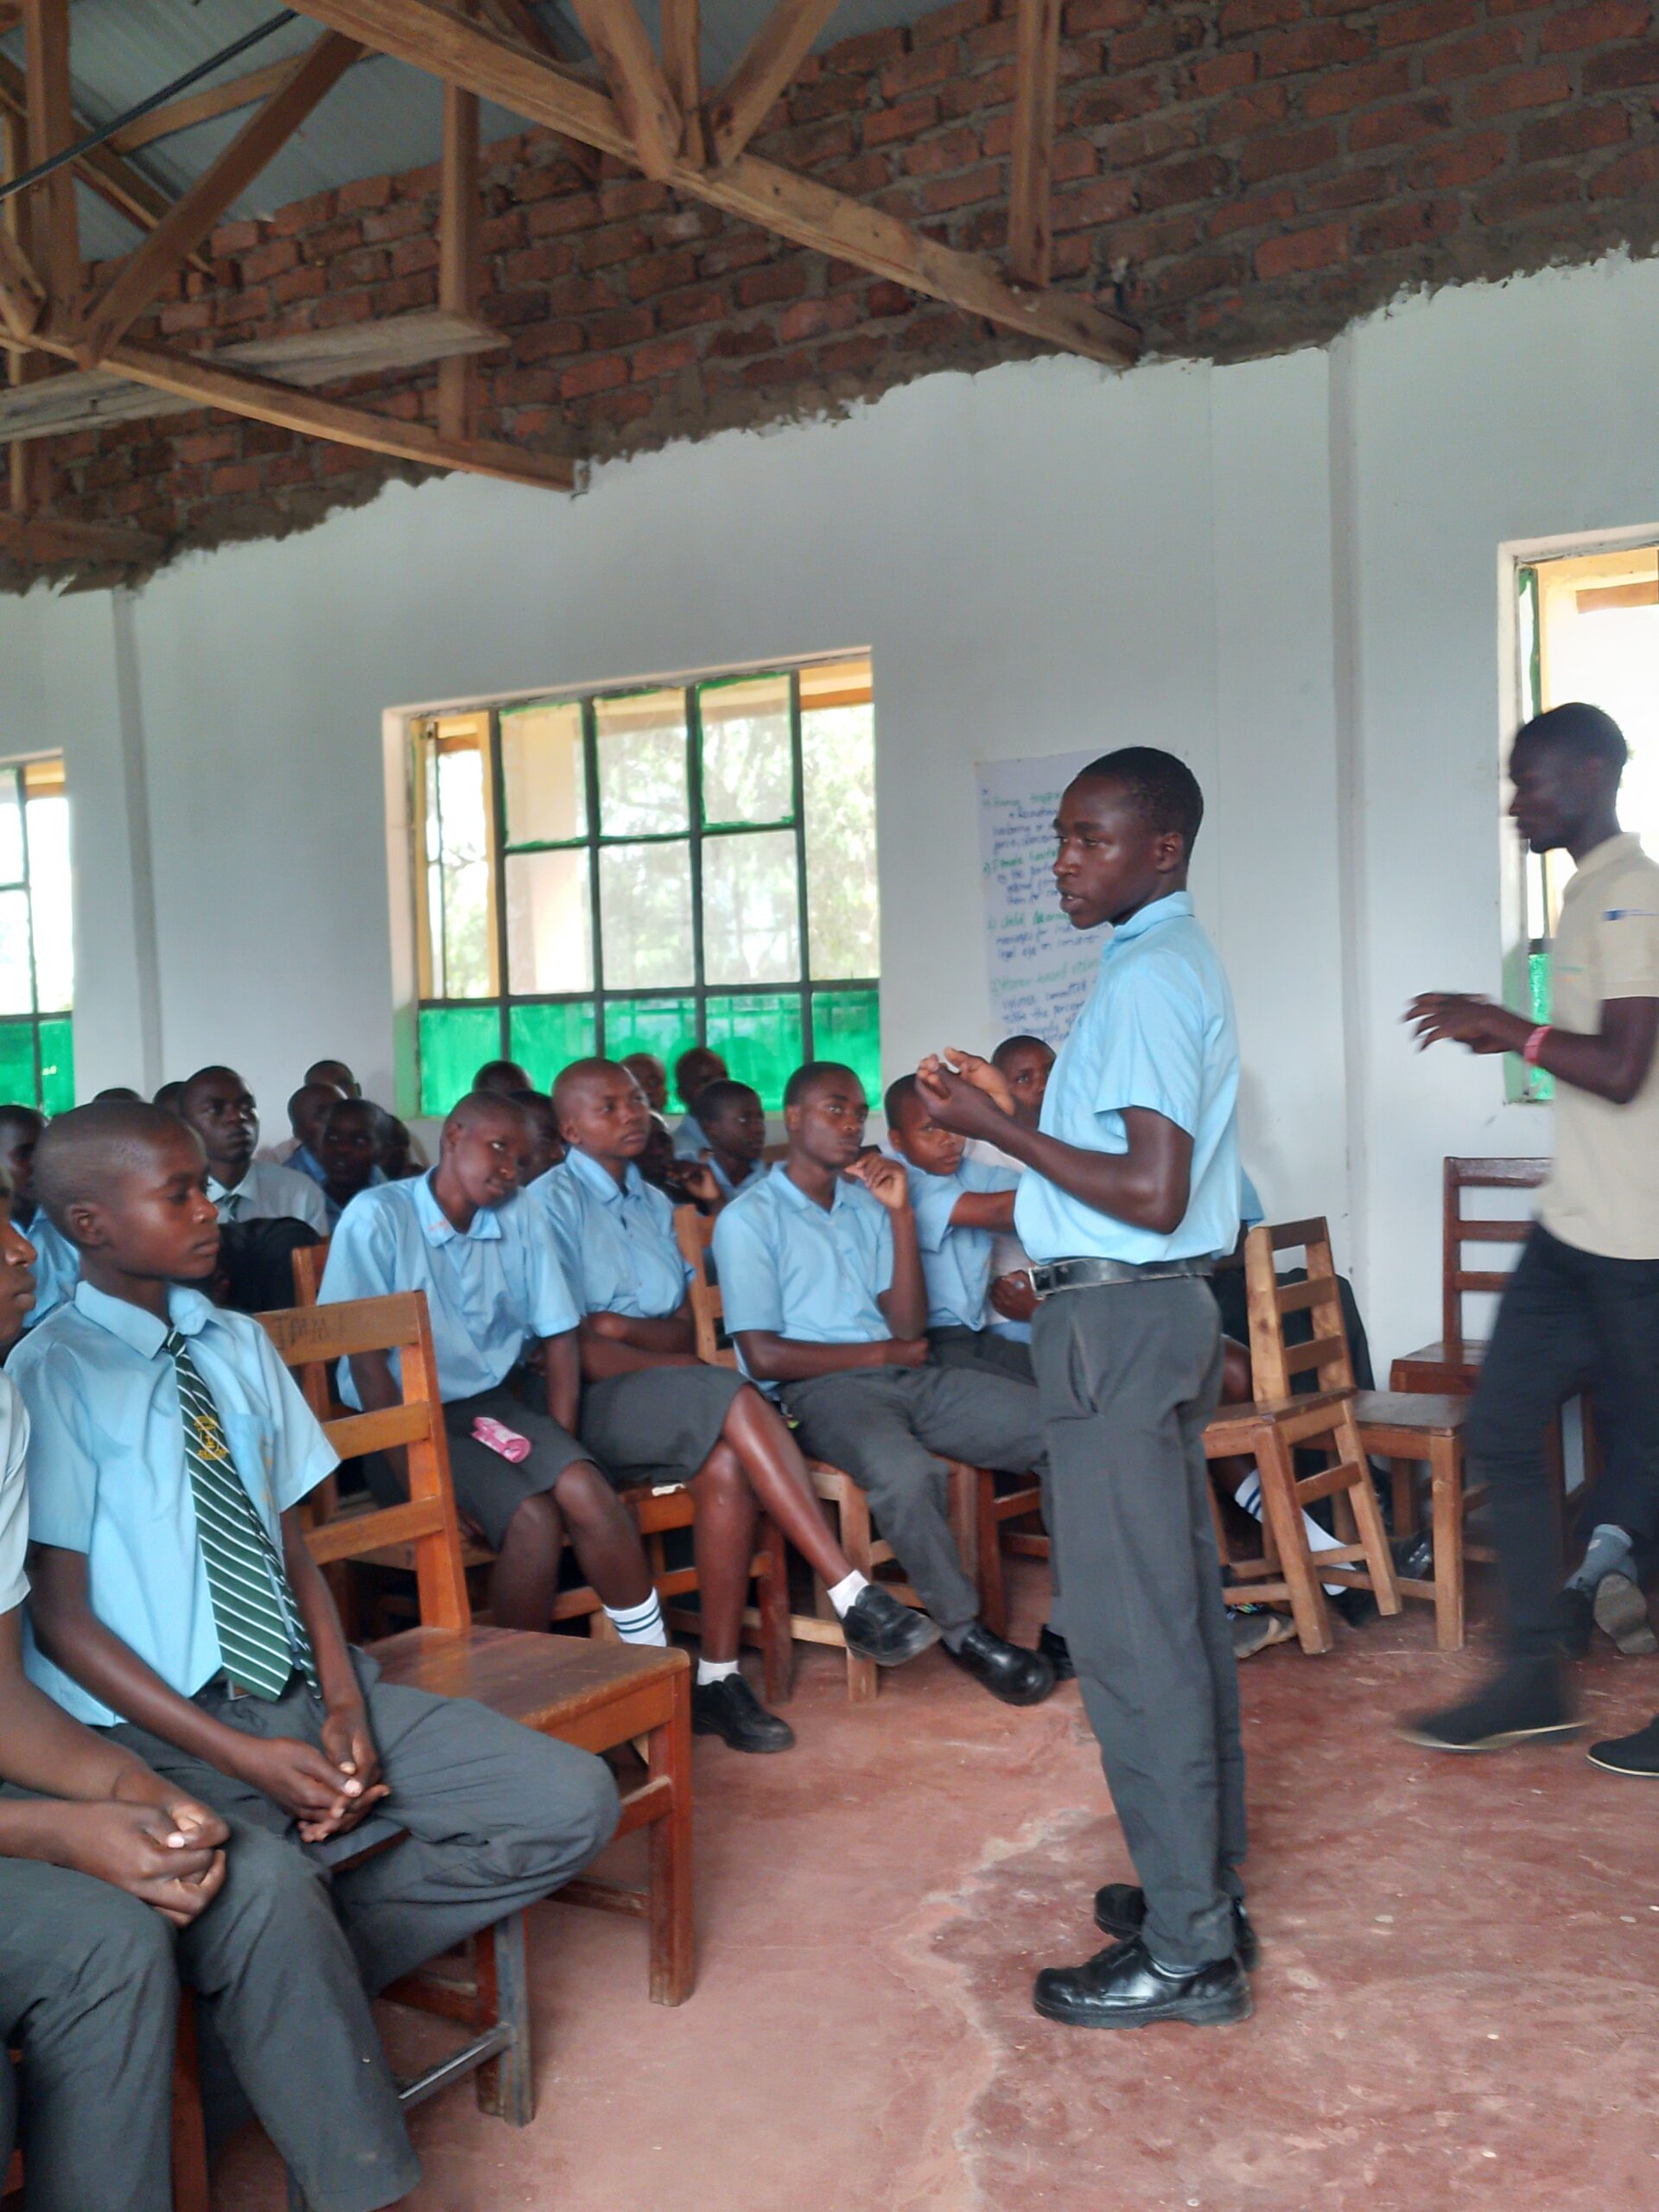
[229,1696,389,1846]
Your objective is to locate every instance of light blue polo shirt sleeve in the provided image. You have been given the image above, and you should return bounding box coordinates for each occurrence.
[252,1324,339,1512]
[906,1167,966,1254]
[869,1205,895,1299]
[1092,961,1206,1138]
[13,1335,98,1553]
[532,1176,588,1312]
[0,1378,28,1613]
[1240,1169,1265,1229]
[518,1205,582,1340]
[714,1199,785,1336]
[318,1188,397,1306]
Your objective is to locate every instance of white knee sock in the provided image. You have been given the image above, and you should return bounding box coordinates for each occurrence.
[826,1569,869,1616]
[605,1592,667,1646]
[1233,1472,1347,1598]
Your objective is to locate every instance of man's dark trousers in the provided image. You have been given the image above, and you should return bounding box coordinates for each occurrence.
[1031,1275,1245,1968]
[1467,1224,1659,1658]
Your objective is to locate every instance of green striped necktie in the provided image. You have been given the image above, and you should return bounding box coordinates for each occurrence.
[164,1328,316,1700]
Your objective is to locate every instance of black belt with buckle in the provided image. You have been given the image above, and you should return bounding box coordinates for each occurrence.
[1028,1255,1217,1300]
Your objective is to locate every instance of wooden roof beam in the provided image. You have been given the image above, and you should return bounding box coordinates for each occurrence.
[440,1,481,442]
[0,509,164,564]
[0,218,43,340]
[76,33,363,369]
[707,0,842,170]
[287,0,1141,367]
[19,0,78,323]
[565,0,683,180]
[1008,0,1061,287]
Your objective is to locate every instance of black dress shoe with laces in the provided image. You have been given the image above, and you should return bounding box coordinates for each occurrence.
[691,1673,796,1752]
[840,1585,942,1667]
[1038,1624,1076,1681]
[944,1622,1055,1707]
[1093,1883,1259,1972]
[1033,1936,1252,2029]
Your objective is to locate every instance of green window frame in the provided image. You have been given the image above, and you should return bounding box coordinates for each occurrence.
[412,660,879,1116]
[0,758,73,1116]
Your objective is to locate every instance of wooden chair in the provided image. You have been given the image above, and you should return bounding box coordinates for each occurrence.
[1203,1222,1402,1656]
[4,2000,210,2212]
[1391,1156,1549,1394]
[258,1294,696,2026]
[975,1468,1047,1642]
[1245,1217,1484,1651]
[282,1243,792,1701]
[675,1205,979,1703]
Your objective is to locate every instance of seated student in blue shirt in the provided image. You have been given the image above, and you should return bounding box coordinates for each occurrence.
[918,747,1253,2034]
[534,1061,938,1752]
[178,1066,327,1235]
[16,1100,619,2212]
[884,1074,1031,1384]
[312,1096,386,1230]
[509,1088,564,1184]
[686,1077,767,1205]
[321,1090,665,1647]
[0,1163,231,2212]
[272,1080,346,1184]
[713,1061,1054,1708]
[671,1046,728,1161]
[0,1103,78,1325]
[474,1058,532,1099]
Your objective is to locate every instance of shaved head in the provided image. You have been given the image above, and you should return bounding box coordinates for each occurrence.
[35,1101,204,1237]
[180,1065,241,1116]
[442,1089,531,1144]
[550,1056,619,1125]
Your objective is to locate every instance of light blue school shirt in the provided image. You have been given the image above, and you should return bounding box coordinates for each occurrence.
[11,1281,336,1726]
[21,1210,79,1328]
[905,1157,1020,1332]
[671,1112,709,1160]
[531,1147,692,1321]
[1015,892,1242,1266]
[708,1154,766,1204]
[321,1166,385,1231]
[713,1166,893,1394]
[289,1141,326,1188]
[1240,1169,1264,1230]
[320,1172,579,1408]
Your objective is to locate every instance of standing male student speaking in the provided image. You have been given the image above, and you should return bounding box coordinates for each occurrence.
[918,746,1253,2031]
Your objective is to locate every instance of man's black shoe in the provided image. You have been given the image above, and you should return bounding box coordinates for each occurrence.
[840,1585,942,1668]
[691,1673,796,1753]
[1392,1530,1433,1583]
[1587,1714,1659,1776]
[1038,1624,1076,1681]
[1555,1585,1593,1660]
[945,1623,1055,1707]
[1333,1586,1377,1628]
[1400,1658,1579,1752]
[1033,1936,1252,2029]
[1593,1571,1658,1656]
[1092,1883,1259,1972]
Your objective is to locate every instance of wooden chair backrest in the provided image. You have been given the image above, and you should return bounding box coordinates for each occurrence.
[291,1236,328,1306]
[1441,1156,1549,1351]
[673,1204,738,1370]
[257,1291,472,1632]
[1243,1217,1355,1402]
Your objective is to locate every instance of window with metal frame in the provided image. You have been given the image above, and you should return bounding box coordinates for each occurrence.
[412,658,879,1116]
[0,757,73,1115]
[1509,545,1659,1102]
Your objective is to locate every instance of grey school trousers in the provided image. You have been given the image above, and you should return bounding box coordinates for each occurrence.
[0,1840,178,2212]
[1030,1277,1247,1970]
[108,1651,620,2212]
[782,1364,1046,1630]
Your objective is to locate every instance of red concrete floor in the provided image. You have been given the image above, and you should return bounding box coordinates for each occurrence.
[217,1568,1659,2211]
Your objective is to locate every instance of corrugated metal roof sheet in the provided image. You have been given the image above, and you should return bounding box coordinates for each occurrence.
[2,0,943,264]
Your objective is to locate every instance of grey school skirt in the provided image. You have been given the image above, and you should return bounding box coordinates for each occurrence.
[578,1363,746,1489]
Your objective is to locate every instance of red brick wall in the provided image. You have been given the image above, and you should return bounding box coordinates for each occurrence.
[28,0,1659,568]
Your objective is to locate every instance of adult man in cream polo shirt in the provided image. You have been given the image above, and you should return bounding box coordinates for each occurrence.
[1402,703,1659,1766]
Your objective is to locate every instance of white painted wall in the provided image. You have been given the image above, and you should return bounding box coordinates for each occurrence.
[6,249,1659,1365]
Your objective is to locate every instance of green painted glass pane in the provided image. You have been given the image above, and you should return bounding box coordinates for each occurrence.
[0,1020,35,1110]
[812,988,880,1105]
[703,993,804,1114]
[418,1003,500,1117]
[510,1000,596,1089]
[38,1018,73,1115]
[602,995,698,1075]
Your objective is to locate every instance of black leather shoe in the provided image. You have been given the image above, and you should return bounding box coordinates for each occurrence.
[1038,1624,1076,1681]
[1400,1658,1579,1752]
[1587,1714,1659,1776]
[692,1673,796,1752]
[945,1622,1055,1707]
[840,1585,942,1668]
[1392,1529,1433,1583]
[1093,1883,1260,1972]
[1033,1936,1252,2029]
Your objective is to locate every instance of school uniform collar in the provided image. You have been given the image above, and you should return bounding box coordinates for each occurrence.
[770,1161,861,1215]
[205,1169,248,1206]
[73,1278,218,1357]
[1562,831,1643,894]
[565,1146,646,1206]
[1108,889,1194,945]
[290,1141,325,1179]
[411,1168,505,1244]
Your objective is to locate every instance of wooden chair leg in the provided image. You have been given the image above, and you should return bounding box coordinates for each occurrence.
[1391,1458,1418,1538]
[646,1664,696,2005]
[474,1911,535,2126]
[1253,1427,1334,1655]
[836,1483,880,1706]
[1429,1433,1467,1652]
[976,1469,1008,1640]
[756,1517,795,1707]
[172,1994,211,2212]
[1342,1431,1402,1615]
